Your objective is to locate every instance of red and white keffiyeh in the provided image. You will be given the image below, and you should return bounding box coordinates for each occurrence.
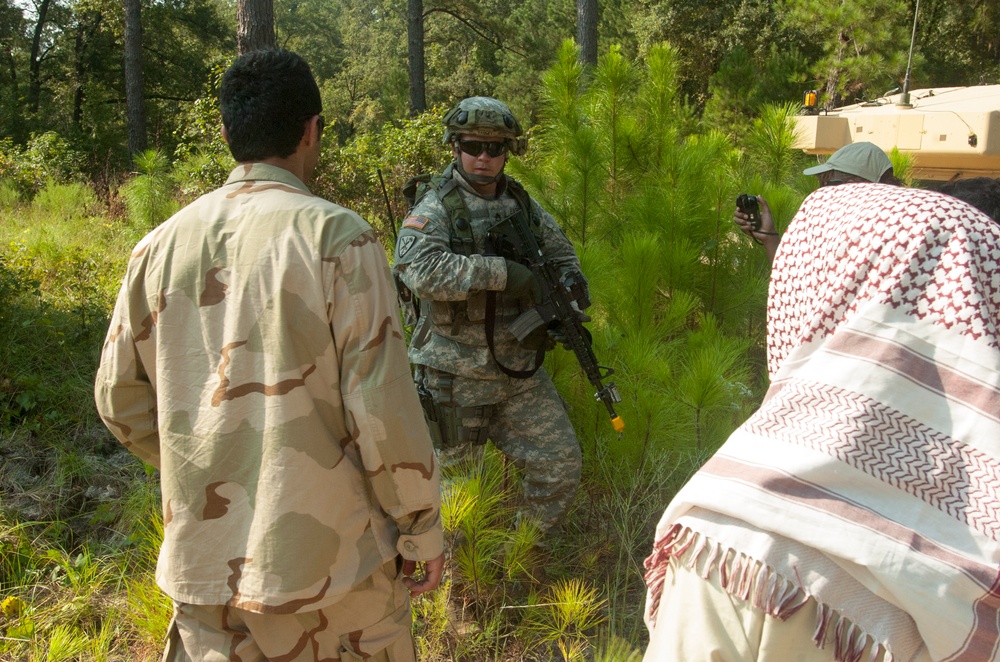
[645,184,1000,661]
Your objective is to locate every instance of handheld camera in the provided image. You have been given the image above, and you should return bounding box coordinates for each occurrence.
[736,194,762,232]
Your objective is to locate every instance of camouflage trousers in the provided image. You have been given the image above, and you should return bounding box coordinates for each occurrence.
[422,366,582,532]
[162,559,414,662]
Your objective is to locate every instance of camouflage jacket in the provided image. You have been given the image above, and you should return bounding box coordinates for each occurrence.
[95,163,443,614]
[393,167,584,386]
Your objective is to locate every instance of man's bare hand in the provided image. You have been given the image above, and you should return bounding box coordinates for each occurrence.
[402,553,445,597]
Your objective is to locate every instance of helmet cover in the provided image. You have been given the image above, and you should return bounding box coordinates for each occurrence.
[442,97,527,155]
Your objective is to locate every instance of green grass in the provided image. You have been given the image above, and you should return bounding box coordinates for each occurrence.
[0,198,655,659]
[0,128,767,658]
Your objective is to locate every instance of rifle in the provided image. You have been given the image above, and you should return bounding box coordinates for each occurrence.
[487,213,624,433]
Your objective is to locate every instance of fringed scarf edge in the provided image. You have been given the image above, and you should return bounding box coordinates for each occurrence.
[643,525,894,662]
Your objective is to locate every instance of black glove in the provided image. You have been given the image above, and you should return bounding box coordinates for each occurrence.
[503,259,542,304]
[548,312,592,347]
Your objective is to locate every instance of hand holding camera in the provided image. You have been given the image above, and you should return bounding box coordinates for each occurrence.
[736,194,762,231]
[734,193,778,239]
[734,193,780,262]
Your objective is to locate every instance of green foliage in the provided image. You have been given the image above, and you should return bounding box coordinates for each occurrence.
[412,577,455,660]
[780,0,910,106]
[704,46,812,138]
[918,0,1000,87]
[31,180,98,220]
[1,0,997,191]
[743,102,810,188]
[171,62,233,200]
[120,150,179,229]
[171,149,232,202]
[0,512,121,661]
[627,0,796,105]
[516,42,766,483]
[889,146,915,187]
[421,445,598,659]
[44,623,91,661]
[0,0,232,168]
[121,481,172,653]
[672,315,752,451]
[0,179,21,209]
[522,578,606,659]
[573,445,701,644]
[315,109,450,247]
[0,133,87,194]
[593,635,643,662]
[5,15,975,659]
[444,447,515,596]
[0,198,127,445]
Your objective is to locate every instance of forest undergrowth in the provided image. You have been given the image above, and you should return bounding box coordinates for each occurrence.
[0,42,830,661]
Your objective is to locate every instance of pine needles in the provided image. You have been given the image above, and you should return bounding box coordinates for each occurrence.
[119,149,178,229]
[0,38,822,662]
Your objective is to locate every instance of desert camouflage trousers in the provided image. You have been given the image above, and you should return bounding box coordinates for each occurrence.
[162,559,414,662]
[421,366,582,532]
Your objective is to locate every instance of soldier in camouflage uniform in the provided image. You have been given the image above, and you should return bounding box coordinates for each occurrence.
[95,49,444,662]
[393,97,584,534]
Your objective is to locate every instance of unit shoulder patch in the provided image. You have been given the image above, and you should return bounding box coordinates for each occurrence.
[397,235,416,257]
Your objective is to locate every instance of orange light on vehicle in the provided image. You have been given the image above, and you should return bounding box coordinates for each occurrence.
[803,90,819,115]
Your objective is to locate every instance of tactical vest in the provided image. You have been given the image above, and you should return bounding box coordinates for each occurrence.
[402,164,544,257]
[400,166,556,385]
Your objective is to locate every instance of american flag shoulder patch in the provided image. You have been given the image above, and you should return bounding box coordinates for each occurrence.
[402,215,430,230]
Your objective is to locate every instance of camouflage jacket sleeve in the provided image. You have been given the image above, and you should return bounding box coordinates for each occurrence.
[393,193,507,301]
[94,243,161,469]
[330,230,444,561]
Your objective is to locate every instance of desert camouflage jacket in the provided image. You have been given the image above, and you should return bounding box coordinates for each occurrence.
[95,163,443,613]
[393,167,584,383]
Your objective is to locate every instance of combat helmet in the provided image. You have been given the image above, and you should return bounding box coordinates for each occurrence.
[442,97,527,156]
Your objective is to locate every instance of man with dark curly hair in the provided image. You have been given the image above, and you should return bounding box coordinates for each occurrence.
[96,49,443,661]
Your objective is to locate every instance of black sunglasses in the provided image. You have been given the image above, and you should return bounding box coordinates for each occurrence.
[457,139,507,158]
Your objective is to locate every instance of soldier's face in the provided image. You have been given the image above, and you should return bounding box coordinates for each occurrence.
[454,134,506,180]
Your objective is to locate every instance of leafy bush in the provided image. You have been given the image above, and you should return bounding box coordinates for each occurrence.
[0,132,88,194]
[0,138,19,187]
[315,109,450,246]
[172,62,233,199]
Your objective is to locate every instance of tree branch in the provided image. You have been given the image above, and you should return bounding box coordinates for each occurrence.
[423,7,526,58]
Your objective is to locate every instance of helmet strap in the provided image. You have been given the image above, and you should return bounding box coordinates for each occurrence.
[454,158,504,185]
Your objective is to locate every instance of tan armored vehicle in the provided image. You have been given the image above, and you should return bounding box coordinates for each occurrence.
[793,85,1000,181]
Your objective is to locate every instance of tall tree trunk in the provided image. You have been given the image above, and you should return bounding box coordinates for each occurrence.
[407,0,425,117]
[28,0,51,113]
[123,0,147,155]
[236,0,275,55]
[577,0,597,67]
